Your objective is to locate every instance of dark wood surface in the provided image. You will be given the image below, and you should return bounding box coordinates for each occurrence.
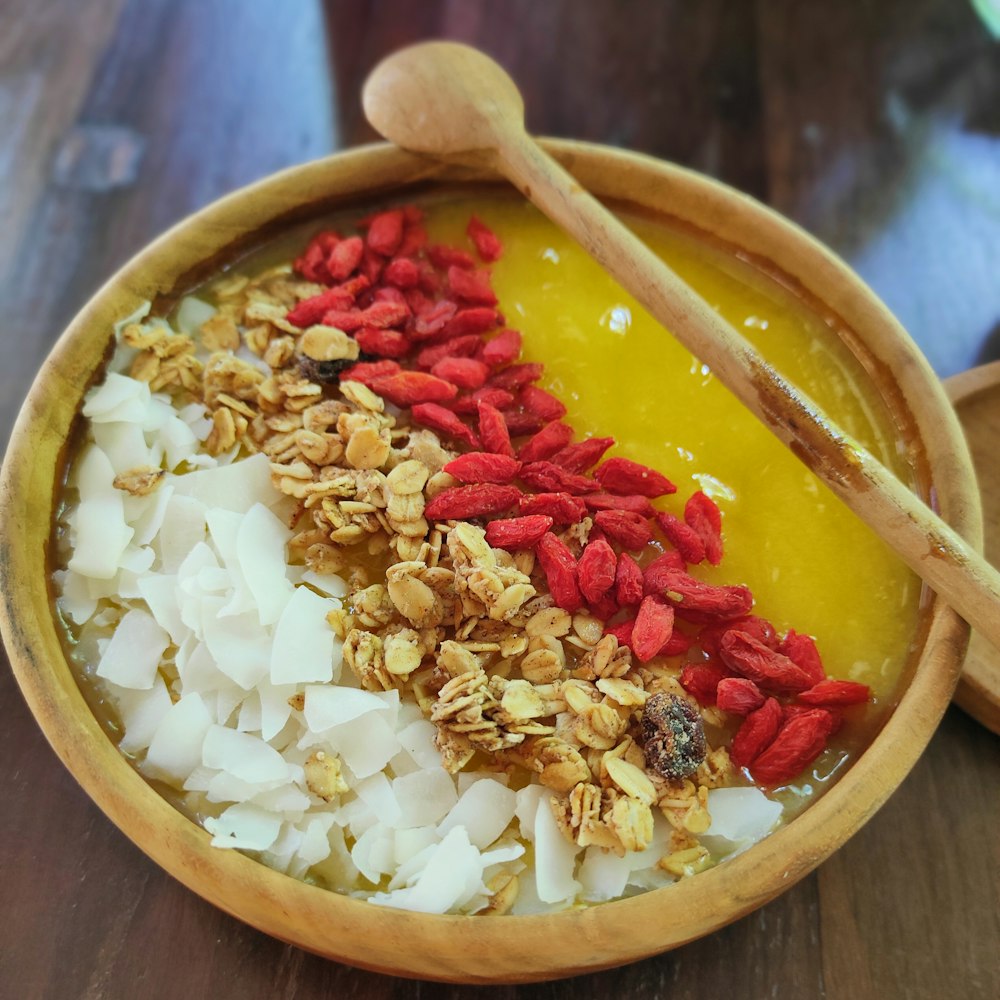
[2,2,998,997]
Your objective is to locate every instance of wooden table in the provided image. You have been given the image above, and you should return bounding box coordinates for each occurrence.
[2,2,998,997]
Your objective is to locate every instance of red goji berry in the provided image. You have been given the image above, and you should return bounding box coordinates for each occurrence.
[518,491,587,524]
[630,596,675,663]
[365,210,405,256]
[652,571,754,624]
[383,256,421,288]
[286,287,354,328]
[578,539,618,608]
[730,697,783,768]
[373,285,408,308]
[339,360,401,385]
[615,552,644,607]
[679,660,732,706]
[684,491,724,565]
[410,403,479,449]
[415,334,483,369]
[593,509,654,551]
[405,288,433,316]
[519,461,597,495]
[536,532,583,613]
[476,401,515,458]
[431,356,490,390]
[369,371,458,406]
[428,244,476,270]
[327,235,364,281]
[424,484,521,521]
[782,704,843,737]
[642,551,688,596]
[443,452,521,485]
[698,616,778,657]
[501,410,547,436]
[396,223,427,258]
[360,245,384,284]
[604,618,635,649]
[294,229,339,283]
[748,709,836,785]
[583,493,656,517]
[662,630,693,657]
[413,300,458,339]
[654,511,706,564]
[325,301,410,332]
[489,362,544,391]
[479,328,522,367]
[518,422,574,463]
[716,677,765,716]
[719,631,813,693]
[777,630,826,686]
[484,514,553,550]
[589,593,620,622]
[467,215,503,262]
[520,385,567,422]
[550,436,615,474]
[797,679,871,706]
[451,387,516,415]
[441,307,501,337]
[594,457,677,497]
[353,327,410,358]
[447,265,498,306]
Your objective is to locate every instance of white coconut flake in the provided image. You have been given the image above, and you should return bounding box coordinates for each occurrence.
[156,494,208,573]
[394,827,440,867]
[237,503,293,626]
[394,769,458,829]
[136,573,187,645]
[578,846,632,903]
[206,802,282,851]
[116,674,172,754]
[202,725,289,785]
[395,719,442,770]
[437,778,515,849]
[68,481,133,582]
[271,586,336,686]
[127,483,174,547]
[533,792,581,904]
[355,772,403,827]
[370,826,483,914]
[203,610,271,690]
[327,714,400,781]
[82,373,152,424]
[303,686,389,732]
[299,569,349,599]
[175,295,216,334]
[702,787,783,855]
[144,692,213,784]
[171,452,276,514]
[96,608,170,690]
[93,421,153,473]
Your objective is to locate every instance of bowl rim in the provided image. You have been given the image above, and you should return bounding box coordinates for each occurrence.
[0,140,978,983]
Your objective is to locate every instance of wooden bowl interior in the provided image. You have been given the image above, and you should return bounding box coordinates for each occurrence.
[0,142,977,983]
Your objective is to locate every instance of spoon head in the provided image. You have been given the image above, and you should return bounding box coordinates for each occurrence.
[363,41,525,157]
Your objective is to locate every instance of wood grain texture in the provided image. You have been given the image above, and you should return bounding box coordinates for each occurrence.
[946,362,1000,733]
[1,0,998,997]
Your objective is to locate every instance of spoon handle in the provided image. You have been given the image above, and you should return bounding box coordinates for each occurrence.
[493,130,999,650]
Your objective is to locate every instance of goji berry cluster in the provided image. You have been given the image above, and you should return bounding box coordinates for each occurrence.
[287,205,870,788]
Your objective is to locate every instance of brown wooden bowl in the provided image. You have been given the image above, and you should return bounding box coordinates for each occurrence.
[0,142,979,983]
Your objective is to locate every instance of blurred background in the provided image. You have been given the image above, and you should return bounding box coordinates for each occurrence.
[2,2,998,998]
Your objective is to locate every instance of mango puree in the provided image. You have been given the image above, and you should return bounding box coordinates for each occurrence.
[424,194,922,715]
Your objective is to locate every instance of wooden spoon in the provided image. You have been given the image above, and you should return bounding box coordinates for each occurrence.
[363,41,1000,653]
